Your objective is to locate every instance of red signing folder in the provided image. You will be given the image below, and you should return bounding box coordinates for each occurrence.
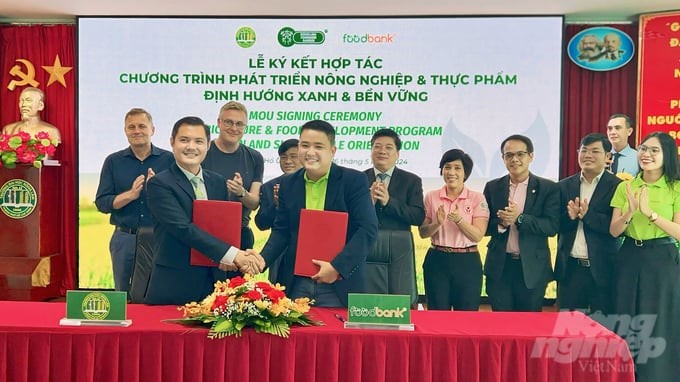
[190,200,242,267]
[294,209,348,277]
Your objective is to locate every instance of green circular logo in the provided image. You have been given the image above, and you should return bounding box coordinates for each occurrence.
[0,179,37,219]
[82,292,111,320]
[235,26,256,48]
[278,27,296,47]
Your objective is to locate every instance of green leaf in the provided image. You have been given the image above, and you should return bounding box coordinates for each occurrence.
[213,318,234,332]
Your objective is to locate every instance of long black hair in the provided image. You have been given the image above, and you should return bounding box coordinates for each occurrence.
[640,131,680,183]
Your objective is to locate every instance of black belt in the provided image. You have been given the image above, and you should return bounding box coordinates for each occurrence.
[624,236,677,247]
[507,253,520,260]
[569,257,590,267]
[116,226,138,235]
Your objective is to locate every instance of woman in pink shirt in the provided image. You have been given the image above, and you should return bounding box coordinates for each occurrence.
[419,149,490,310]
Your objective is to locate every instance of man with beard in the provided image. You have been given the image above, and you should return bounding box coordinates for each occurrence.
[2,87,61,143]
[577,34,604,62]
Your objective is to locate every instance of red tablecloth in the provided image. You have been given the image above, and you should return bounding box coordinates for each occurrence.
[0,301,634,382]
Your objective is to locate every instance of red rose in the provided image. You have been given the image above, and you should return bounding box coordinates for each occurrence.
[265,289,285,303]
[36,131,50,140]
[244,290,263,301]
[211,295,229,310]
[256,281,273,292]
[228,276,246,288]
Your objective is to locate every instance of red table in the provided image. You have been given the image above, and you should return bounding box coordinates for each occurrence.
[0,301,634,382]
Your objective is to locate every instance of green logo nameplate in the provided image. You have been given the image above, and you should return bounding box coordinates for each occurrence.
[346,294,413,330]
[60,291,131,327]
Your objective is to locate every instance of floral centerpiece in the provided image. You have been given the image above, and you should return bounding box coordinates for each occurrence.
[0,131,58,169]
[170,275,322,338]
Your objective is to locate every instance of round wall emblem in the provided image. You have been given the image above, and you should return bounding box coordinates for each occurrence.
[0,179,37,219]
[82,292,111,320]
[235,26,256,48]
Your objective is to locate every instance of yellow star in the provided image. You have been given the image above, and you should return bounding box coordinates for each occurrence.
[42,54,73,87]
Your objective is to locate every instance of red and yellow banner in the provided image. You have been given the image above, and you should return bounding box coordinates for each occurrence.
[637,11,680,146]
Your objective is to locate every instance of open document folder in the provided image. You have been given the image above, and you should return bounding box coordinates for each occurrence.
[294,209,348,277]
[190,200,242,267]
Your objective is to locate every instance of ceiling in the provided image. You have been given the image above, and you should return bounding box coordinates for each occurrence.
[0,0,678,23]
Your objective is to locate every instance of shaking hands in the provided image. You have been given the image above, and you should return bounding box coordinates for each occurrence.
[218,249,266,275]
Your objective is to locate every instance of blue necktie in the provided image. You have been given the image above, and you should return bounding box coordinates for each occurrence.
[611,153,621,173]
[377,173,388,182]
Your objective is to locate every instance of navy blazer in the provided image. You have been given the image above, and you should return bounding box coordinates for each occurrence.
[556,171,621,286]
[261,163,378,306]
[483,173,559,289]
[363,167,425,230]
[147,163,235,268]
[254,174,284,230]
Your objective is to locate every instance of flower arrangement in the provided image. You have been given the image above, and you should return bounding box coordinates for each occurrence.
[0,131,58,169]
[171,275,322,338]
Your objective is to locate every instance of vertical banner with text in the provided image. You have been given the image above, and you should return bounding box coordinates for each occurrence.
[637,11,680,145]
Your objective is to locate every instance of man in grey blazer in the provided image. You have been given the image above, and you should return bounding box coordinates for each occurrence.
[557,133,620,314]
[363,129,425,305]
[483,134,559,311]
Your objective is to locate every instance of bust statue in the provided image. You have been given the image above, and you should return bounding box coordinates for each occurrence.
[1,87,62,144]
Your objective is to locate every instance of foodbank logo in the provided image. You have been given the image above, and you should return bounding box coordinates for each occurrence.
[0,179,37,219]
[235,26,256,48]
[278,27,326,48]
[82,292,111,320]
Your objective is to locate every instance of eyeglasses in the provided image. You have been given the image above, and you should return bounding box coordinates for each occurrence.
[221,119,246,129]
[638,144,661,156]
[577,148,605,155]
[279,154,299,161]
[502,151,529,160]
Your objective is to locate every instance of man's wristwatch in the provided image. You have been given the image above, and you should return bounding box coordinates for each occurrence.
[516,213,525,226]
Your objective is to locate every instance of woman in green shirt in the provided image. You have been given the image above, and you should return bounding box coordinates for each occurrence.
[609,131,679,382]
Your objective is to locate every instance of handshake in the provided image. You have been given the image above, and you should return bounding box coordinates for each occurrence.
[219,249,265,275]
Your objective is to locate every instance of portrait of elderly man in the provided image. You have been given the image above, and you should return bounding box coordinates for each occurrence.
[602,33,624,60]
[1,86,61,143]
[576,34,605,62]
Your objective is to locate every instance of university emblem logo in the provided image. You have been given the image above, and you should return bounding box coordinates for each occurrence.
[82,292,111,320]
[0,179,37,219]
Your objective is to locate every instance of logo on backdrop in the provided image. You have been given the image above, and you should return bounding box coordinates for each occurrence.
[235,26,256,48]
[0,179,37,219]
[278,27,326,48]
[567,27,634,71]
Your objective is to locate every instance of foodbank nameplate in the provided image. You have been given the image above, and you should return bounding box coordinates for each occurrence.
[346,293,413,330]
[60,290,131,327]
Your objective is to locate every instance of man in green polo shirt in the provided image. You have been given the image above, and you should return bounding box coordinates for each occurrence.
[258,120,378,307]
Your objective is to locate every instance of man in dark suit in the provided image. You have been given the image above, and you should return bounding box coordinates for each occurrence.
[259,120,378,307]
[254,138,301,283]
[363,129,424,305]
[483,134,559,312]
[557,133,620,314]
[144,116,263,305]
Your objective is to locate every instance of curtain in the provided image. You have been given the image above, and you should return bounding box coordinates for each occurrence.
[0,25,76,292]
[561,24,639,177]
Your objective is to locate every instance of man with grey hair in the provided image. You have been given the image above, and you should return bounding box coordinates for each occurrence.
[95,108,174,292]
[202,101,264,250]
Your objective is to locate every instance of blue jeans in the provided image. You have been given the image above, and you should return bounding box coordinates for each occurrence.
[109,230,136,292]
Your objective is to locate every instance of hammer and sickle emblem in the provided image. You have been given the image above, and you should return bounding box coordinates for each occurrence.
[7,59,40,91]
